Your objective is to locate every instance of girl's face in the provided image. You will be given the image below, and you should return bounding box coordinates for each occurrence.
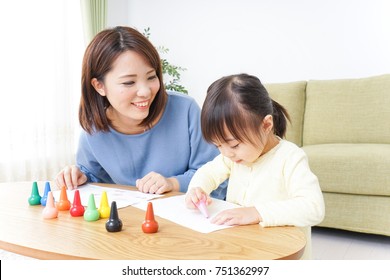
[213,115,277,165]
[92,50,160,130]
[214,134,262,165]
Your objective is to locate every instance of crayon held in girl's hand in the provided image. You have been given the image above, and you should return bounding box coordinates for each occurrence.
[195,197,209,218]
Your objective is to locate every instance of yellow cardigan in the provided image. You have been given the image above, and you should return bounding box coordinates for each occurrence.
[188,139,325,259]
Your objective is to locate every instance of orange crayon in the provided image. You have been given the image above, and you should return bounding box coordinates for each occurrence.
[56,186,71,211]
[142,202,159,233]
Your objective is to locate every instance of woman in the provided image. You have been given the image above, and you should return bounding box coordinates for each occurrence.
[56,26,225,197]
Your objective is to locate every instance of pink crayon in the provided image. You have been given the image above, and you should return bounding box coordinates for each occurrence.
[42,191,58,219]
[195,197,209,218]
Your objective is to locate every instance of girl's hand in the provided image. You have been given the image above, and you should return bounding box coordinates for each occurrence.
[211,207,261,226]
[185,187,211,209]
[55,165,87,190]
[136,171,179,194]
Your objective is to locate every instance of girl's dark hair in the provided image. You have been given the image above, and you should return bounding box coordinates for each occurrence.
[201,73,290,145]
[79,26,167,134]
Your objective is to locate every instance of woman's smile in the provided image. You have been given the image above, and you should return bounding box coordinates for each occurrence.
[132,100,150,109]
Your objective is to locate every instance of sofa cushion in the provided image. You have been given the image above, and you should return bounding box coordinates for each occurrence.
[265,81,306,147]
[319,192,390,236]
[303,74,390,145]
[303,143,390,196]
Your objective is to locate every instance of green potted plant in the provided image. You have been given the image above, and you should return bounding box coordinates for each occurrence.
[143,28,188,94]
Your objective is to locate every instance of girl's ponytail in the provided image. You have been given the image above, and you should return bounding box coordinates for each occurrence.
[271,99,291,138]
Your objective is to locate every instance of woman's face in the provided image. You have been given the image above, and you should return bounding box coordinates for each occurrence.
[92,50,160,129]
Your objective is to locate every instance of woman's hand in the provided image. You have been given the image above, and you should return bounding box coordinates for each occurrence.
[136,171,179,194]
[185,187,211,209]
[55,165,87,190]
[210,207,261,226]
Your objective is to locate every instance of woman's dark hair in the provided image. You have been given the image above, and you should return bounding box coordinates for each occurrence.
[79,26,167,134]
[201,73,290,145]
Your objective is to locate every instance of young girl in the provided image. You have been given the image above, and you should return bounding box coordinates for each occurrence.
[185,73,325,259]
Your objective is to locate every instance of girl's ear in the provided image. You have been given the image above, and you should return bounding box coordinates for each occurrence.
[91,78,106,96]
[262,114,274,133]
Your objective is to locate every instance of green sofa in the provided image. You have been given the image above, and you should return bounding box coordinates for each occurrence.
[265,74,390,237]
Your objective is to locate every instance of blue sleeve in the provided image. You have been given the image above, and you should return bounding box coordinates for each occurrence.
[76,131,114,184]
[173,100,220,192]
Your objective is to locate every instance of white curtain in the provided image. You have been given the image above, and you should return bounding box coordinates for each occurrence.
[80,0,108,45]
[0,1,84,182]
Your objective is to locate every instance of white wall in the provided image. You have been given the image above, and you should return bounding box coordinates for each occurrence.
[108,0,390,105]
[107,0,129,27]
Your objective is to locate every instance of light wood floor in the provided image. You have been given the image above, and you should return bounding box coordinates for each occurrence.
[1,226,390,260]
[312,226,390,260]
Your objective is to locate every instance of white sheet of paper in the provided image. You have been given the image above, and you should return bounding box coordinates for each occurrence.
[52,184,162,209]
[133,195,241,233]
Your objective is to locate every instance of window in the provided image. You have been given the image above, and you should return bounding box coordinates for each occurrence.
[0,0,84,182]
